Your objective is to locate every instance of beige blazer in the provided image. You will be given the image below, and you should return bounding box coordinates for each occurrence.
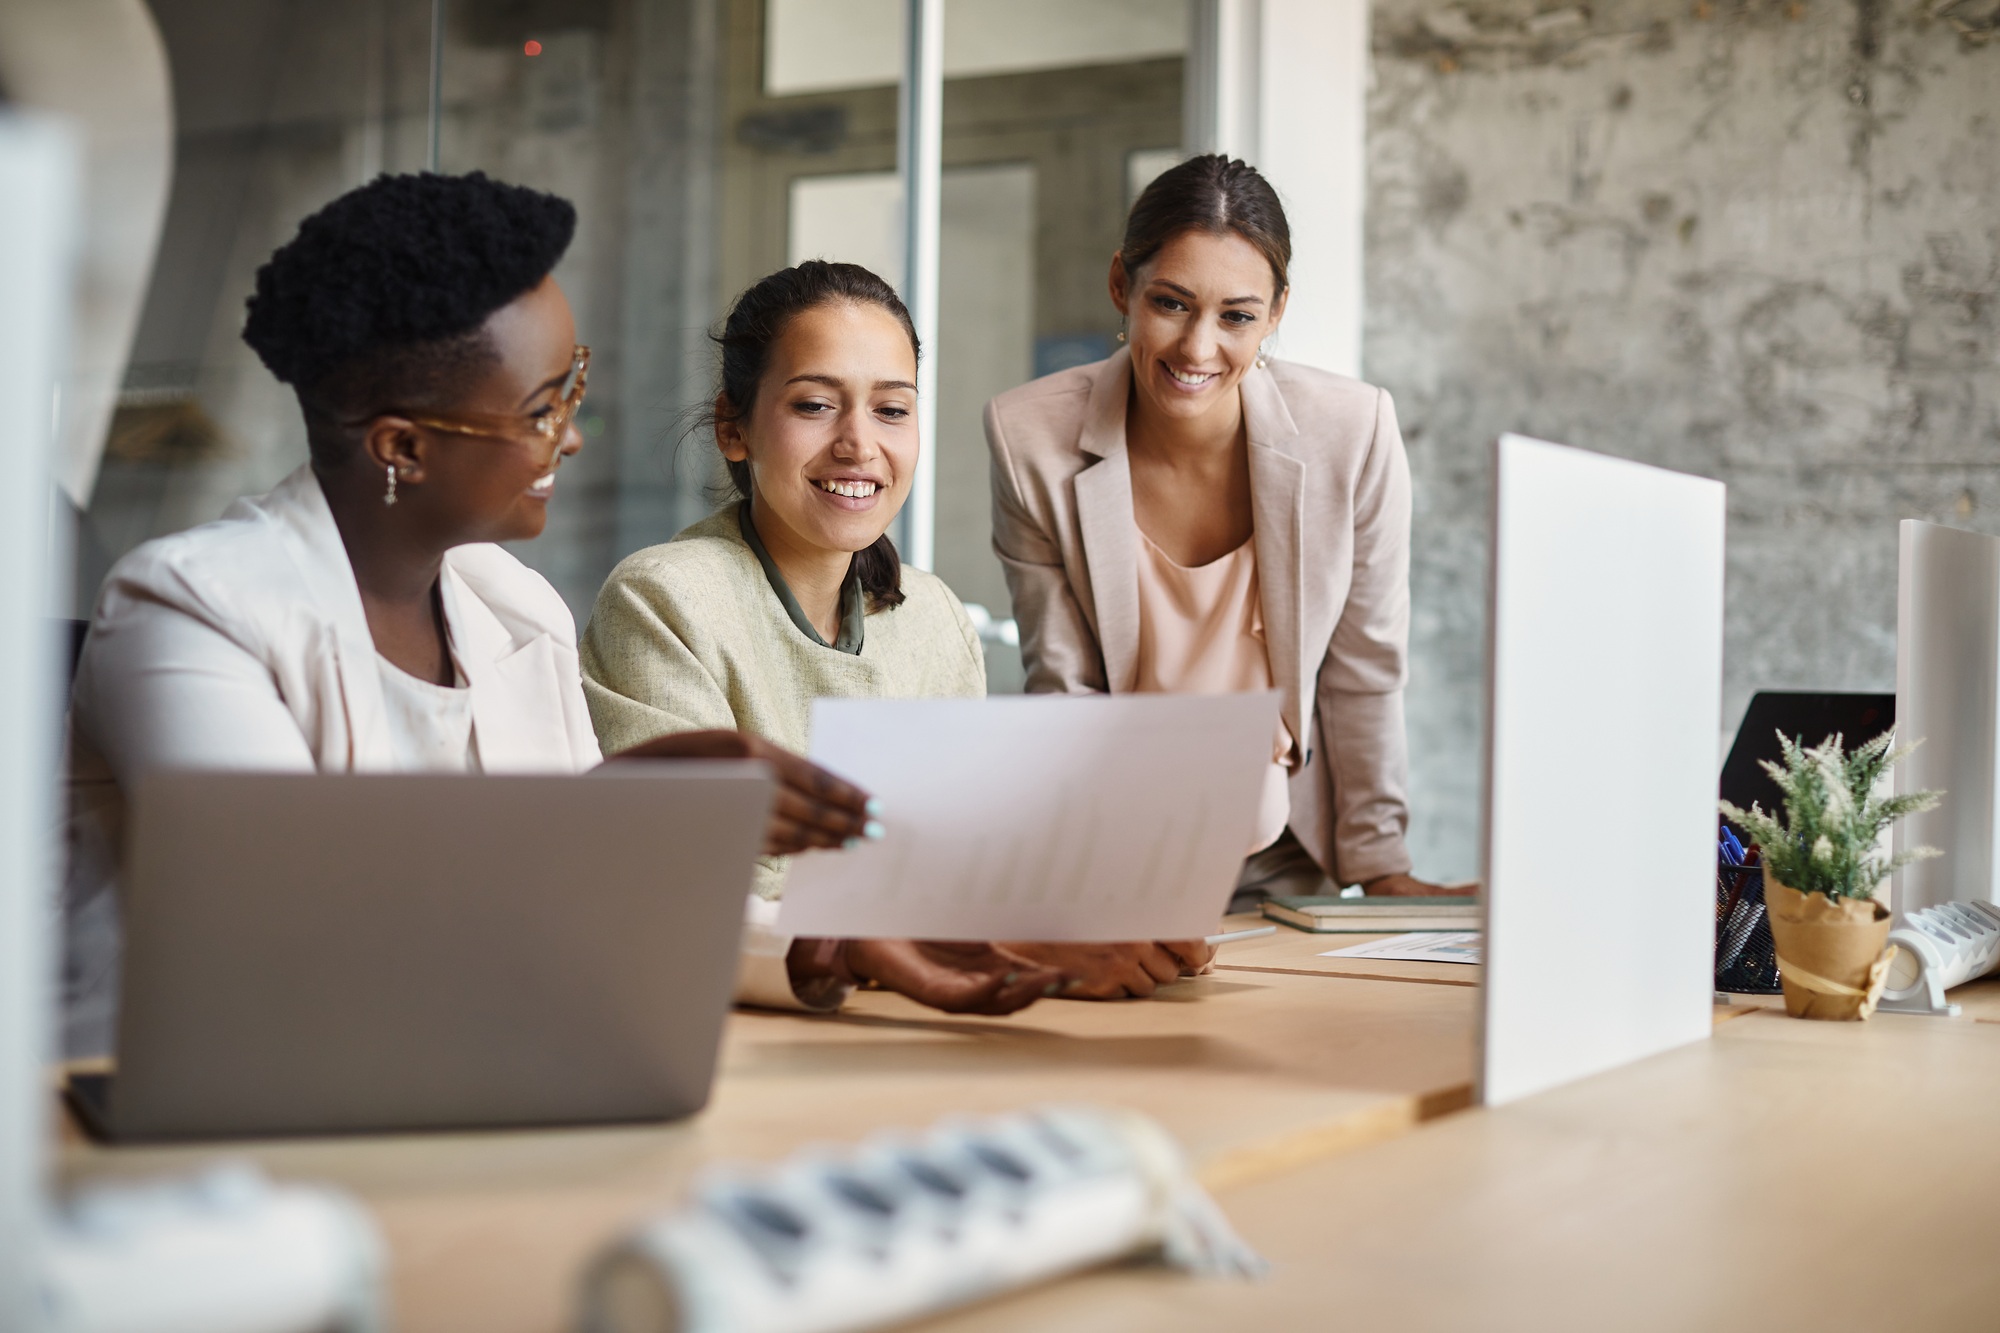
[984,350,1413,885]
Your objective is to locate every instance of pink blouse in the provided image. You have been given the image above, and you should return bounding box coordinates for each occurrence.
[1132,530,1297,853]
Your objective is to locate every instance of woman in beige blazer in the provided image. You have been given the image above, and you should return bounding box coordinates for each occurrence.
[986,154,1457,906]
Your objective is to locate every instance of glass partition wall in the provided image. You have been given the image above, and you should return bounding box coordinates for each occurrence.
[81,0,438,610]
[85,0,1187,693]
[744,0,1188,688]
[432,0,725,617]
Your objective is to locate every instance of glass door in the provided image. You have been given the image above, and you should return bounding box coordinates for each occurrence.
[742,0,1189,687]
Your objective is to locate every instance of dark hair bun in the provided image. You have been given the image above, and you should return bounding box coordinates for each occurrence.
[243,171,575,398]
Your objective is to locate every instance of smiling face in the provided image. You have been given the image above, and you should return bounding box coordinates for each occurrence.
[1110,228,1289,430]
[717,299,919,561]
[369,275,584,545]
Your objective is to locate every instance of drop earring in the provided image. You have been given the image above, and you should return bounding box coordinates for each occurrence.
[1116,318,1127,344]
[383,464,398,506]
[1255,340,1270,370]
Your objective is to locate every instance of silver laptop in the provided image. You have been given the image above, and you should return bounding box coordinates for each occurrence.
[70,763,771,1142]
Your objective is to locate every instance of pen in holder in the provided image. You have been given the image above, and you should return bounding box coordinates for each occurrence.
[1715,846,1781,995]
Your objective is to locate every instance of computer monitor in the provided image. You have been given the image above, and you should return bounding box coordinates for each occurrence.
[1876,521,2000,1016]
[1479,434,1725,1105]
[1893,520,2000,917]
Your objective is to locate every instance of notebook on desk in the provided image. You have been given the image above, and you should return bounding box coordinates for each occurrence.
[1262,895,1482,933]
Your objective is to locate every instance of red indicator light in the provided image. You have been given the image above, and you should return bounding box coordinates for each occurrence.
[523,39,542,56]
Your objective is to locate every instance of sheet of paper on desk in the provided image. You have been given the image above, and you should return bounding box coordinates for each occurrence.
[777,692,1278,940]
[1321,932,1482,965]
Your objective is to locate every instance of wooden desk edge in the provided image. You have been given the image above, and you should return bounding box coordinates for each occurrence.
[1215,962,1479,989]
[1196,1081,1476,1194]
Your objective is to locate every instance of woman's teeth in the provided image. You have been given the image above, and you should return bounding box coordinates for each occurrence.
[818,479,879,499]
[529,472,556,495]
[1168,367,1216,386]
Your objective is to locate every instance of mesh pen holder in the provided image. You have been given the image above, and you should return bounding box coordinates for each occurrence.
[1715,855,1781,994]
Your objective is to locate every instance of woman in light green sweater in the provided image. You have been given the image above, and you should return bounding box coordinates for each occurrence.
[585,262,1206,1002]
[582,262,984,842]
[583,262,1050,1009]
[581,272,983,763]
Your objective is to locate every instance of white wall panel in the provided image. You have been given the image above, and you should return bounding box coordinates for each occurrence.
[767,0,1189,95]
[1255,0,1366,378]
[1895,522,2000,916]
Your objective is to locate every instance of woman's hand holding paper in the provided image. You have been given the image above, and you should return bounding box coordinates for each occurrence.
[998,940,1216,999]
[789,939,1064,1015]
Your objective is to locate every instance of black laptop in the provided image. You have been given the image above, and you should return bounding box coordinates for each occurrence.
[1719,691,1895,835]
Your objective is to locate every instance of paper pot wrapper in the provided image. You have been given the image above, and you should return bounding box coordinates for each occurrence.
[1764,879,1896,1020]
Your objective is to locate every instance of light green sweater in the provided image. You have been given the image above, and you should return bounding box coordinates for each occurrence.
[581,507,986,896]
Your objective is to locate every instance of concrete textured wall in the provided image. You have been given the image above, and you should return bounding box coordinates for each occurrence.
[1365,0,2000,879]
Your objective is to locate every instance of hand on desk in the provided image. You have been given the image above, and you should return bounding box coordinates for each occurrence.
[998,941,1216,1000]
[1361,873,1479,898]
[608,729,874,857]
[790,939,1064,1015]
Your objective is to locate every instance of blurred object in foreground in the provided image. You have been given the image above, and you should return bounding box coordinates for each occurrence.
[1881,900,2000,1017]
[41,1163,385,1333]
[580,1106,1264,1333]
[0,0,174,506]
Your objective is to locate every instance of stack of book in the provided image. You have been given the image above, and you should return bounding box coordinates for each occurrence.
[1261,895,1481,933]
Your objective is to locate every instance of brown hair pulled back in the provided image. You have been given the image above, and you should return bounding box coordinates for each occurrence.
[708,259,916,610]
[1119,154,1291,296]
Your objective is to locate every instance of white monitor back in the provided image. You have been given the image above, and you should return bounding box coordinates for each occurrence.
[1480,435,1725,1106]
[1894,520,2000,916]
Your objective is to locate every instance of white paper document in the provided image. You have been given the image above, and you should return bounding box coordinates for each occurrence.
[1321,932,1483,965]
[776,693,1279,941]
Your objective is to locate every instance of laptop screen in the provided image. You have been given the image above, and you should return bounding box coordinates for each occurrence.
[1719,691,1895,841]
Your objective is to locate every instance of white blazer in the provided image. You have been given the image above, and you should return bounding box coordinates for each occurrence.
[73,465,602,784]
[65,466,808,1056]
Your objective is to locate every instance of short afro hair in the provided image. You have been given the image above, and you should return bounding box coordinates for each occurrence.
[243,171,575,457]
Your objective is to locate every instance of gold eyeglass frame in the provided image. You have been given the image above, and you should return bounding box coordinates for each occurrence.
[374,344,590,464]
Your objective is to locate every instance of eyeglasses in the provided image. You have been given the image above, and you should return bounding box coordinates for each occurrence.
[372,344,590,465]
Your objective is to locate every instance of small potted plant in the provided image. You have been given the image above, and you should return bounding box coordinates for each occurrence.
[1720,729,1941,1020]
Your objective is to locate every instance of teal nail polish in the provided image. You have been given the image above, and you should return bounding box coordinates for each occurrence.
[864,820,886,840]
[865,797,885,817]
[1042,982,1061,997]
[843,837,861,850]
[1004,971,1021,985]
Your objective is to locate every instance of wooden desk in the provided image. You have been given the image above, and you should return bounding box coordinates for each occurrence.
[922,995,2000,1332]
[1215,919,1481,989]
[60,919,1478,1333]
[73,925,1990,1332]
